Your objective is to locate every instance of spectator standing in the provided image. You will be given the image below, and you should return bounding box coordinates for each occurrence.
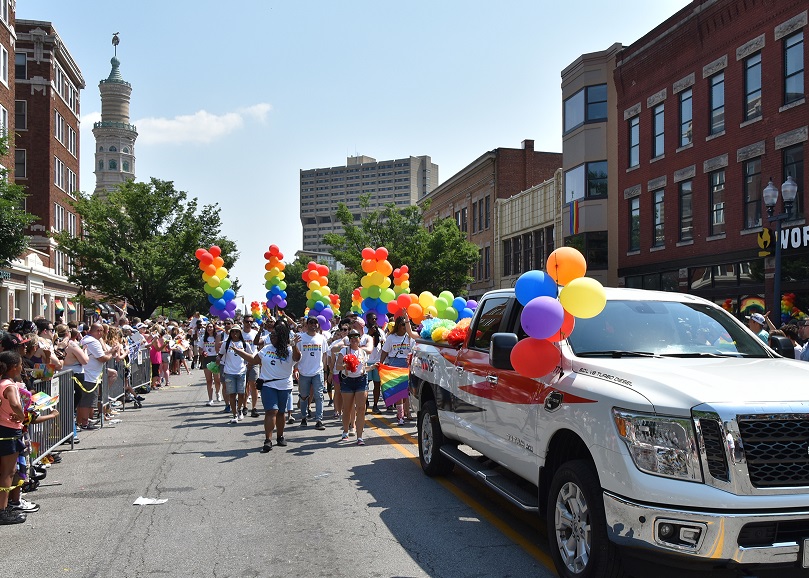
[746,313,769,343]
[798,319,809,361]
[78,323,117,429]
[296,317,329,430]
[0,351,26,525]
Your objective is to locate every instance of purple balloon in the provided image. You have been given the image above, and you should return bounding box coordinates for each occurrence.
[466,300,478,310]
[278,299,287,309]
[520,296,564,340]
[317,315,329,331]
[322,308,334,320]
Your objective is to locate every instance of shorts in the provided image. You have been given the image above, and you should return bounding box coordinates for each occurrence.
[366,364,380,382]
[172,350,184,361]
[151,363,160,378]
[246,365,259,383]
[161,351,169,363]
[0,425,24,457]
[260,387,291,412]
[72,372,85,408]
[340,374,368,394]
[77,378,100,408]
[222,372,246,395]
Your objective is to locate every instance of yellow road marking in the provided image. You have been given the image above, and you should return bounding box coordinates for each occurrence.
[367,416,556,572]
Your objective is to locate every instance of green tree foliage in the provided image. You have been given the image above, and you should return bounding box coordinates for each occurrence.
[53,178,238,319]
[279,258,358,319]
[323,196,478,295]
[0,137,37,267]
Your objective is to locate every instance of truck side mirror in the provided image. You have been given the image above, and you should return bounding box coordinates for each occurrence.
[768,335,796,359]
[490,332,518,370]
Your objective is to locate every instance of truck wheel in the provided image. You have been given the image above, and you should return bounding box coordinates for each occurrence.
[418,400,454,476]
[547,460,622,578]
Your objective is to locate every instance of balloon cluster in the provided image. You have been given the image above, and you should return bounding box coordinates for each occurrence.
[250,301,263,321]
[393,265,410,296]
[359,247,393,327]
[196,246,237,319]
[350,288,363,314]
[264,245,288,309]
[781,293,807,326]
[329,293,341,315]
[511,247,606,378]
[302,262,334,330]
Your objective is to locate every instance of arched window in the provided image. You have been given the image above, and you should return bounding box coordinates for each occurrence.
[122,147,130,154]
[123,161,130,172]
[109,160,117,170]
[98,146,104,152]
[98,160,104,171]
[109,146,117,152]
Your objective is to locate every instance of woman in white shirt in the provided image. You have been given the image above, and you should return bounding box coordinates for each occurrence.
[218,326,252,424]
[335,330,369,445]
[198,324,222,405]
[379,315,419,424]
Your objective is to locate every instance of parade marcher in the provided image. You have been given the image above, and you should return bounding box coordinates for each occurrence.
[296,317,329,430]
[336,330,369,445]
[365,313,384,412]
[218,325,252,424]
[240,317,260,418]
[327,321,350,420]
[379,313,419,424]
[235,319,301,452]
[198,323,222,405]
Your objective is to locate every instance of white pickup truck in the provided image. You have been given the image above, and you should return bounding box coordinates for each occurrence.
[410,287,809,578]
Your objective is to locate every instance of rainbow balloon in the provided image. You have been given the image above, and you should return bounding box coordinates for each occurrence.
[264,244,288,310]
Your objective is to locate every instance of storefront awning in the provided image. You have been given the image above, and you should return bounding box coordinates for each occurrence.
[55,299,64,311]
[67,300,76,313]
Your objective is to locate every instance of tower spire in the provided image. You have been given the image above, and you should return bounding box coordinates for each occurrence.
[112,32,119,57]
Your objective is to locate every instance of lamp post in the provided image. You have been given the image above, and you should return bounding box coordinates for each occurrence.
[763,176,799,324]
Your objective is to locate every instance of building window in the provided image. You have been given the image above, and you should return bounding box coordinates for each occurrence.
[109,160,117,170]
[565,232,608,270]
[14,52,25,80]
[652,103,665,158]
[744,52,762,120]
[54,111,65,144]
[710,72,725,134]
[743,158,762,229]
[484,195,490,229]
[484,246,490,280]
[679,180,692,241]
[566,161,608,202]
[55,157,65,189]
[533,229,545,269]
[522,232,533,272]
[783,144,804,219]
[710,170,726,235]
[503,238,512,277]
[455,207,468,232]
[98,160,103,171]
[54,203,65,232]
[587,161,608,198]
[123,161,130,172]
[629,197,640,251]
[0,105,6,138]
[472,201,478,232]
[784,32,804,105]
[512,235,522,275]
[14,149,25,178]
[0,46,7,87]
[628,116,639,167]
[563,84,608,133]
[109,146,117,152]
[679,88,692,147]
[653,189,665,247]
[15,100,26,130]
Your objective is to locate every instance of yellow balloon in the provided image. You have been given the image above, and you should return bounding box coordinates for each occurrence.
[369,271,384,286]
[202,272,211,282]
[264,272,273,281]
[306,289,313,299]
[360,275,372,288]
[401,280,410,289]
[309,280,321,291]
[215,267,228,279]
[419,291,436,308]
[270,267,280,277]
[425,305,438,317]
[321,287,330,296]
[559,277,606,319]
[381,277,392,289]
[207,275,221,288]
[277,271,285,280]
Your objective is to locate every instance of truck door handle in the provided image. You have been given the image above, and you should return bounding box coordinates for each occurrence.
[486,375,498,385]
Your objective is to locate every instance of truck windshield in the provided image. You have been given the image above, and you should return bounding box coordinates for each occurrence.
[567,300,770,358]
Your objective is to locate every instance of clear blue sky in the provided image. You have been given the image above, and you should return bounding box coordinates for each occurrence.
[23,0,689,309]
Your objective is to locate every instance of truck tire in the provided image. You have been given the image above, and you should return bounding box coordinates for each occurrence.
[547,460,622,578]
[418,400,454,476]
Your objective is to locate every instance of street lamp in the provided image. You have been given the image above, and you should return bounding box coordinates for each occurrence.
[763,176,799,324]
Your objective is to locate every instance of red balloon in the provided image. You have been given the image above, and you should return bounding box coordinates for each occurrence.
[393,268,401,277]
[269,244,279,255]
[387,301,400,314]
[397,294,411,308]
[400,265,409,274]
[375,247,388,261]
[510,338,559,378]
[277,252,284,260]
[195,248,206,259]
[548,311,576,342]
[316,265,329,277]
[362,247,375,260]
[263,251,272,260]
[308,261,317,270]
[209,246,221,258]
[199,252,213,265]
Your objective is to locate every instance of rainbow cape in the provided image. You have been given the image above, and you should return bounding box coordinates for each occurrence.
[378,364,409,404]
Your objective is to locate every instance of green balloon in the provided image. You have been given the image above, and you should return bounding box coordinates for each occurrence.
[380,288,395,303]
[439,291,455,304]
[440,306,458,320]
[368,286,381,299]
[435,297,448,311]
[269,276,280,286]
[220,278,232,290]
[211,287,225,299]
[312,290,323,300]
[265,281,273,290]
[360,287,370,299]
[203,284,214,295]
[306,298,316,309]
[278,281,287,290]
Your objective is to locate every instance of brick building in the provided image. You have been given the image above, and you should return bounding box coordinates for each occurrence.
[419,140,561,299]
[615,1,807,320]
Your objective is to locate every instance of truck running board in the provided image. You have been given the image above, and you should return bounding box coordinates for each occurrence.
[440,446,539,512]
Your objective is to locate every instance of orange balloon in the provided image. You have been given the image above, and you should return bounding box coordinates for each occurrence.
[399,273,409,282]
[205,264,217,276]
[546,247,587,286]
[319,276,329,287]
[377,260,393,277]
[212,256,225,268]
[407,303,423,320]
[307,270,319,282]
[198,261,208,271]
[361,259,376,274]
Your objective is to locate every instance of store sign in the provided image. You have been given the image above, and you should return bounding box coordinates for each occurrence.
[781,225,809,250]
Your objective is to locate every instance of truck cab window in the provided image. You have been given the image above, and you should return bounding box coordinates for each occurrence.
[472,297,509,350]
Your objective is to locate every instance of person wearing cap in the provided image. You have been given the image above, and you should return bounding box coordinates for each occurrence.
[295,317,329,430]
[796,319,809,362]
[746,312,769,343]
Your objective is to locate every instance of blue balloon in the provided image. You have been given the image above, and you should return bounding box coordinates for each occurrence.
[459,307,474,319]
[515,270,558,306]
[208,295,218,305]
[222,289,236,301]
[452,297,467,311]
[214,298,227,310]
[314,301,325,311]
[280,290,287,299]
[362,297,376,312]
[265,291,274,300]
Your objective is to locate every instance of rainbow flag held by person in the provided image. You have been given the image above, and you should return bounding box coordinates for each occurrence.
[378,364,410,404]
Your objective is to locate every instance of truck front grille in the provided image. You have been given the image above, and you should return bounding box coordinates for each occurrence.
[738,418,809,488]
[700,419,729,481]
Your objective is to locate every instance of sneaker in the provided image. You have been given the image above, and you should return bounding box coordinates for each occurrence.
[0,507,25,525]
[81,423,100,431]
[341,432,349,440]
[217,393,223,402]
[348,428,355,437]
[276,436,287,447]
[315,421,326,431]
[228,417,239,424]
[223,405,231,413]
[300,418,307,427]
[261,439,273,453]
[286,416,296,424]
[87,418,99,426]
[357,438,365,446]
[250,408,260,418]
[241,407,248,417]
[206,400,215,407]
[9,498,39,513]
[397,418,405,425]
[135,395,145,402]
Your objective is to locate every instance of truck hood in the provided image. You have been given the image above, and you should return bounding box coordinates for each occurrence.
[573,356,809,415]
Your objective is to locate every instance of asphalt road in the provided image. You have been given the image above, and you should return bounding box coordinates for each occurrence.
[6,370,556,578]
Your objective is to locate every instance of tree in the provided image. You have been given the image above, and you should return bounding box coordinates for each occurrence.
[54,178,238,319]
[0,137,37,267]
[278,258,358,318]
[323,196,478,295]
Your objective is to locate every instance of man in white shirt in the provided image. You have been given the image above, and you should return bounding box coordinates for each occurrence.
[241,317,260,417]
[296,317,329,430]
[78,323,118,429]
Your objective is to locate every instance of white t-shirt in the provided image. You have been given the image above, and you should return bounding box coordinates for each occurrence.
[81,335,106,382]
[219,338,252,375]
[198,335,218,358]
[381,333,415,362]
[257,344,295,390]
[338,346,368,378]
[296,332,328,376]
[367,334,383,364]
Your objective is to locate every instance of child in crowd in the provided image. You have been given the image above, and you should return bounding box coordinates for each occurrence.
[0,351,27,525]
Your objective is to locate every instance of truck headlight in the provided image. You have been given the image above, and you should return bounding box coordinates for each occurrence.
[613,409,702,482]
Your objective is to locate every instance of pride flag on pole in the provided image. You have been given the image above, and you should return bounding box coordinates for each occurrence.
[378,364,409,404]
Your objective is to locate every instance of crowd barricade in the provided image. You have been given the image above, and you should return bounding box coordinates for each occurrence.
[100,348,152,417]
[28,369,76,464]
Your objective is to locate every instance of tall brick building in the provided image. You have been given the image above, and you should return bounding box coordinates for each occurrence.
[419,140,561,299]
[615,1,807,319]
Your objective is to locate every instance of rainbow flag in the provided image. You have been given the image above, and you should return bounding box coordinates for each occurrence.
[569,200,580,235]
[378,364,409,404]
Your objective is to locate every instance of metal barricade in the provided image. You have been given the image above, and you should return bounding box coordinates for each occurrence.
[28,370,76,464]
[100,349,152,416]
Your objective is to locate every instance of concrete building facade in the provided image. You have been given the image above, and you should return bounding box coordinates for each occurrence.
[614,0,808,320]
[419,140,561,299]
[300,154,438,254]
